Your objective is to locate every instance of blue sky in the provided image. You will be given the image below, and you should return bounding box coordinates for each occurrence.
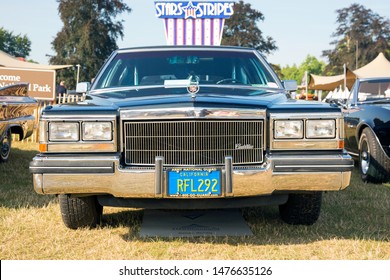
[1,0,389,66]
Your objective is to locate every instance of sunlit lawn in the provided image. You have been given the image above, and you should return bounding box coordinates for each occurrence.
[0,141,389,260]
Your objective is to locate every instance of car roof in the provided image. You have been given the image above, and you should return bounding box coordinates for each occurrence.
[116,45,257,53]
[357,77,390,82]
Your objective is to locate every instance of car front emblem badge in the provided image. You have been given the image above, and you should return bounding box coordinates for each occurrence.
[235,143,254,149]
[187,84,200,98]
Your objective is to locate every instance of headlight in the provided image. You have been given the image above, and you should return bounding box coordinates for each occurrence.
[274,120,303,139]
[49,122,79,141]
[306,120,336,138]
[82,122,112,141]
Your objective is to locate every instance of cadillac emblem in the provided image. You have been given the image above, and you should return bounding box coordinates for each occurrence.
[187,84,200,96]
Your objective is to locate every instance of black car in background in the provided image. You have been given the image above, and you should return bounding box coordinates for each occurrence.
[342,77,390,183]
[0,83,37,162]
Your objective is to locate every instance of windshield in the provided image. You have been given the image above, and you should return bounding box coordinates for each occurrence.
[354,79,390,101]
[92,50,280,90]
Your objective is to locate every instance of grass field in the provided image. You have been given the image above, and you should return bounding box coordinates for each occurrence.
[0,141,389,260]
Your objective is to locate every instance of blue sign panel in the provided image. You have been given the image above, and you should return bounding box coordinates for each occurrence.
[155,1,235,19]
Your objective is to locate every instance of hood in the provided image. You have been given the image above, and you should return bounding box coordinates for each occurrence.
[51,86,288,112]
[44,85,340,115]
[360,100,390,111]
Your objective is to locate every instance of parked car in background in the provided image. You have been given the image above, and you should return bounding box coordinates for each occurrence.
[30,46,354,229]
[0,83,37,162]
[342,77,390,183]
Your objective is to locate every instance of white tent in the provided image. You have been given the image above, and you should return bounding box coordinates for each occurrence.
[308,52,390,91]
[353,52,390,78]
[308,69,356,91]
[0,50,72,70]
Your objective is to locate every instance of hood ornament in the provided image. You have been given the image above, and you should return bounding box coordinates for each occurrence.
[187,75,200,99]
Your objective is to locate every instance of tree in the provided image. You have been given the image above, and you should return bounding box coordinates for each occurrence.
[222,1,277,55]
[281,55,325,83]
[300,55,326,77]
[271,63,282,79]
[50,0,131,88]
[323,3,390,74]
[280,64,299,82]
[0,27,31,58]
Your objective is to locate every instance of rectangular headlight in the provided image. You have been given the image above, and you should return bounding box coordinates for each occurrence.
[306,120,336,138]
[49,122,79,141]
[82,122,112,141]
[274,120,303,139]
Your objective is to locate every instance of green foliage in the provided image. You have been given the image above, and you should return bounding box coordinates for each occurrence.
[323,3,390,74]
[0,27,31,58]
[301,55,326,75]
[270,64,282,79]
[50,0,131,89]
[280,64,300,82]
[222,1,277,55]
[281,55,325,84]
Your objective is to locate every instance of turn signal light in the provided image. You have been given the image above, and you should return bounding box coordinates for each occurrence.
[39,144,47,152]
[338,140,345,149]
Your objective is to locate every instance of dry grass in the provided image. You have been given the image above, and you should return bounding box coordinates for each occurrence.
[0,141,389,260]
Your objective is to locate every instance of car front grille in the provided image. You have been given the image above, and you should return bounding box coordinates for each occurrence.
[123,120,264,166]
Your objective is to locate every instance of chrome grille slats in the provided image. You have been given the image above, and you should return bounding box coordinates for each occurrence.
[124,120,263,166]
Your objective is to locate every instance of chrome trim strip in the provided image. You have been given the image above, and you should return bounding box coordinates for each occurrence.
[30,166,113,170]
[47,143,116,153]
[270,112,342,119]
[155,156,164,196]
[272,141,340,150]
[225,156,233,195]
[29,166,114,174]
[31,155,120,162]
[29,156,117,174]
[40,115,117,120]
[274,164,353,168]
[271,152,354,172]
[91,84,281,95]
[120,107,266,120]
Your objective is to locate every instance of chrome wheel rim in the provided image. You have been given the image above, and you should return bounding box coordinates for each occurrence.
[1,136,10,158]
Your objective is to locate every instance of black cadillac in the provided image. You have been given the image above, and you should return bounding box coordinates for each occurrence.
[30,46,354,229]
[342,77,390,183]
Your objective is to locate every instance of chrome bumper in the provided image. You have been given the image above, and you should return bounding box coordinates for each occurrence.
[30,152,354,198]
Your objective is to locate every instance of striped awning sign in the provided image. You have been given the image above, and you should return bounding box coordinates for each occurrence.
[155,1,235,46]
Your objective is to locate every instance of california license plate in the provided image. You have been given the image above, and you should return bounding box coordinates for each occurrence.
[167,168,221,197]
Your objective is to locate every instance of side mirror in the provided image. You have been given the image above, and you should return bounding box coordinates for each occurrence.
[329,98,346,107]
[76,82,91,93]
[282,80,298,92]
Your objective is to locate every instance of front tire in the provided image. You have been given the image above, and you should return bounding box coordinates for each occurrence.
[59,195,102,229]
[0,129,12,163]
[279,192,322,225]
[359,128,389,183]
